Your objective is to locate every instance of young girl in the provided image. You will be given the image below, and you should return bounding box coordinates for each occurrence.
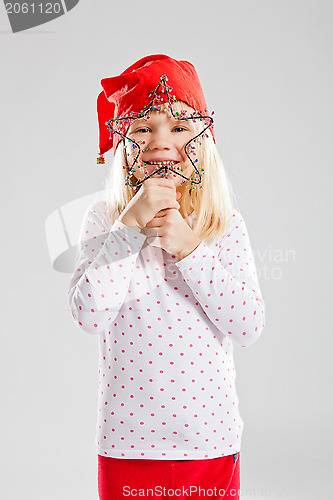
[68,54,265,500]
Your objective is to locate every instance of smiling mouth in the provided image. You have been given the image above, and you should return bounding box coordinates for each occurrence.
[133,160,183,179]
[144,160,180,167]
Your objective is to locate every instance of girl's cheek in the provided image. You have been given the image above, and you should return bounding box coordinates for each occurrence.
[126,150,136,164]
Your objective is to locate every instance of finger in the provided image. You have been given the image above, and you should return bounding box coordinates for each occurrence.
[146,220,162,230]
[157,207,180,218]
[142,227,160,238]
[146,213,166,226]
[146,176,176,191]
[145,212,167,226]
[154,209,169,217]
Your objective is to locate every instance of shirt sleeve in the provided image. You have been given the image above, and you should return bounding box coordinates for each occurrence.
[175,209,265,348]
[67,200,147,335]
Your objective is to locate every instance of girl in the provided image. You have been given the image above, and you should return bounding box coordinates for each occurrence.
[68,54,265,500]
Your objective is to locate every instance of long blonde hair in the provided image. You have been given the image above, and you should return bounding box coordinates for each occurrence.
[103,101,238,242]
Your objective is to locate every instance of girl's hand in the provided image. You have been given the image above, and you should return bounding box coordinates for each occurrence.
[118,177,180,229]
[143,208,202,260]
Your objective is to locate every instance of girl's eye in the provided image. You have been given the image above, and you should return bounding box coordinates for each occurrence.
[173,127,188,132]
[135,128,150,133]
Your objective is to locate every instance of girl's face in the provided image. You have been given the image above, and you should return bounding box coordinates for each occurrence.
[124,108,197,189]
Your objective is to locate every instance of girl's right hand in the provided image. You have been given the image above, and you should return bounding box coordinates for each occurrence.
[118,177,180,229]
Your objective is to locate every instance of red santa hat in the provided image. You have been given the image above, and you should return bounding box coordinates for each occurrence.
[96,54,215,160]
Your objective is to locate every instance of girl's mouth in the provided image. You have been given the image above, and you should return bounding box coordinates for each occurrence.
[144,160,179,166]
[135,160,182,178]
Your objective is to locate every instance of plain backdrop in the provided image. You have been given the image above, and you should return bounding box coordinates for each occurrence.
[1,1,332,499]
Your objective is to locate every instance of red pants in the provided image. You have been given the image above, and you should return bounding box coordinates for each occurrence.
[98,452,240,500]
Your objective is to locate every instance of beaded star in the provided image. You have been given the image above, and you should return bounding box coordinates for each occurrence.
[104,75,214,191]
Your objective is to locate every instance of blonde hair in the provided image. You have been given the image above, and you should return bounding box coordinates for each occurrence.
[103,101,238,242]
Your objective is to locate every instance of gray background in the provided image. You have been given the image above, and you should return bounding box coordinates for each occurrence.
[1,0,332,499]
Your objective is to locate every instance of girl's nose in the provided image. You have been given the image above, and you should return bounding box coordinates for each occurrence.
[147,131,172,151]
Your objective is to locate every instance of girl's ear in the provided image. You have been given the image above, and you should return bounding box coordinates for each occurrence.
[176,191,181,201]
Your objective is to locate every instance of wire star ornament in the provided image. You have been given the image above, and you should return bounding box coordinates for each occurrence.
[102,75,215,192]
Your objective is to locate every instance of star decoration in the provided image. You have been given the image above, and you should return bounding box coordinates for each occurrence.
[104,75,214,191]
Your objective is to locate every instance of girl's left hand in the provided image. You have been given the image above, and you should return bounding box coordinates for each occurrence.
[144,208,202,260]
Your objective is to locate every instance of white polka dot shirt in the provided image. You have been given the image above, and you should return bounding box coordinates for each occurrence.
[68,200,265,460]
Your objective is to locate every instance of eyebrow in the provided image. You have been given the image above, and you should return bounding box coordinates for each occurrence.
[131,119,147,126]
[130,115,193,128]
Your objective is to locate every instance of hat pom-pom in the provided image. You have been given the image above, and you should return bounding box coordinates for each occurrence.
[97,153,105,165]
